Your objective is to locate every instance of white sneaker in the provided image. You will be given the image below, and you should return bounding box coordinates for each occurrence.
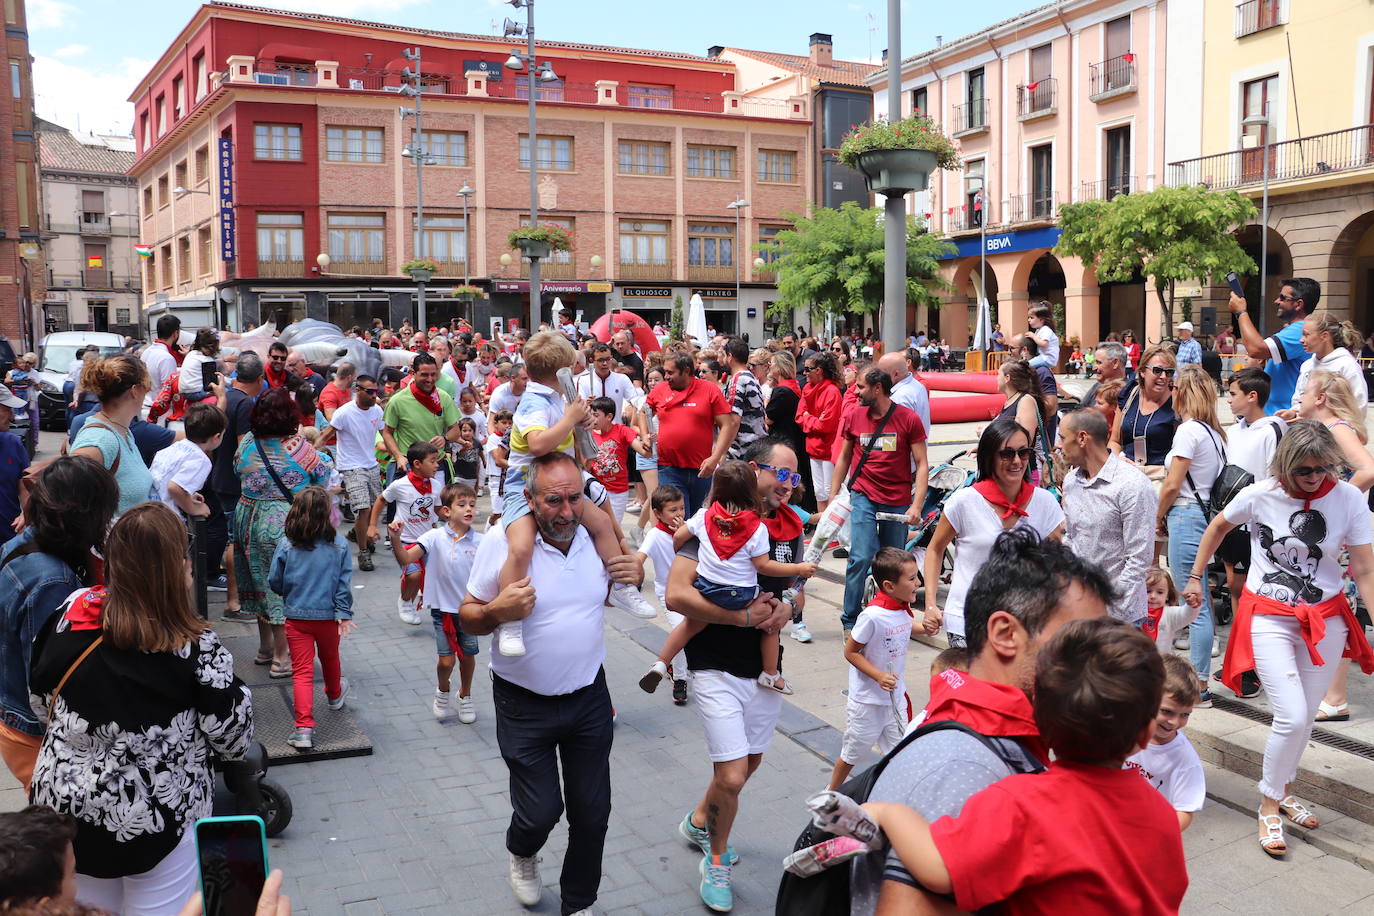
[790,622,813,643]
[609,582,657,619]
[432,688,450,720]
[1173,627,1190,651]
[508,853,542,906]
[496,621,527,657]
[1212,635,1221,658]
[457,694,477,724]
[397,596,422,625]
[327,676,349,711]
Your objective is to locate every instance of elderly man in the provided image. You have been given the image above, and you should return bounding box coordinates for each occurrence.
[285,349,326,396]
[381,353,461,474]
[1059,407,1157,624]
[460,452,643,915]
[1175,322,1202,367]
[1083,340,1128,408]
[429,336,458,397]
[878,350,931,435]
[667,438,802,911]
[611,329,645,382]
[318,361,355,421]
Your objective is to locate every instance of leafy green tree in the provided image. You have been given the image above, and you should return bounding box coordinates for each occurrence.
[1055,185,1257,338]
[669,294,685,342]
[757,202,954,320]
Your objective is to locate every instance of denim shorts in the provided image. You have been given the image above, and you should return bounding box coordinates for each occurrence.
[636,453,658,471]
[401,544,425,578]
[694,575,759,611]
[431,610,479,658]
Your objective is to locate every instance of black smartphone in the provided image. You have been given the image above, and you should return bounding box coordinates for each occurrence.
[195,816,269,916]
[1225,270,1244,297]
[201,361,218,392]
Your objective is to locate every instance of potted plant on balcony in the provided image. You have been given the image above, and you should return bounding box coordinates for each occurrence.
[837,114,962,196]
[402,257,441,283]
[450,283,484,304]
[508,223,573,261]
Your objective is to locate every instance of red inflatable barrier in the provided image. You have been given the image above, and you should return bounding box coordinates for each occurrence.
[929,393,1005,424]
[916,372,1001,394]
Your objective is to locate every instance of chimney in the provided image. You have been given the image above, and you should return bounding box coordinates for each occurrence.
[809,32,833,66]
[707,45,724,58]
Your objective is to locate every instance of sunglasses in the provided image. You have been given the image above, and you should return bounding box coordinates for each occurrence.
[696,369,713,378]
[1292,465,1329,478]
[996,447,1035,462]
[805,365,821,372]
[356,385,379,395]
[756,462,803,487]
[1143,366,1176,377]
[1276,294,1298,302]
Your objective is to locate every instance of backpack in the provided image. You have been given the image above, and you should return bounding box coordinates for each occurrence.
[774,720,1045,916]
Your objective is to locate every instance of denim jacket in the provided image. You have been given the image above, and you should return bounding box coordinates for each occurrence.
[267,535,354,620]
[0,531,83,736]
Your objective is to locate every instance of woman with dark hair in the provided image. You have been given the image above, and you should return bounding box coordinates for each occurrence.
[922,416,1065,645]
[1027,300,1060,370]
[28,503,253,913]
[1121,329,1141,383]
[0,457,117,789]
[796,351,843,515]
[766,351,815,513]
[234,386,334,677]
[68,356,153,517]
[829,338,852,369]
[996,358,1051,483]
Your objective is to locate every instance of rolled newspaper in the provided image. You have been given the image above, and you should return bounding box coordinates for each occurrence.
[555,366,597,460]
[803,488,852,565]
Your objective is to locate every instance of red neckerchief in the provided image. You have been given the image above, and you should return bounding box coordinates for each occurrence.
[409,379,443,415]
[1221,588,1374,693]
[407,471,433,495]
[64,586,107,632]
[777,378,801,397]
[972,479,1034,520]
[760,504,802,542]
[922,669,1049,763]
[655,521,677,536]
[451,357,467,385]
[704,502,761,560]
[869,591,913,617]
[156,339,184,366]
[1285,475,1337,511]
[264,364,287,388]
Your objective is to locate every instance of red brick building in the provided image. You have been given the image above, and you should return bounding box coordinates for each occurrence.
[129,2,812,340]
[1,0,44,350]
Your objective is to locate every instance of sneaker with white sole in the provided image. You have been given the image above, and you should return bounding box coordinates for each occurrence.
[1212,635,1221,658]
[639,660,668,693]
[432,688,451,720]
[287,727,313,750]
[699,856,733,912]
[1173,627,1190,651]
[327,677,349,711]
[790,622,813,643]
[397,596,422,625]
[457,694,477,724]
[609,582,657,619]
[679,812,738,865]
[508,853,542,906]
[495,621,527,657]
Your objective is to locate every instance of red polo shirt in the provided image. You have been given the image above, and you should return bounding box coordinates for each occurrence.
[646,378,729,469]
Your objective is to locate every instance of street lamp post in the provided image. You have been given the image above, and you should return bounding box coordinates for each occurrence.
[726,198,748,317]
[457,184,475,287]
[880,0,906,353]
[1242,106,1271,337]
[399,47,435,331]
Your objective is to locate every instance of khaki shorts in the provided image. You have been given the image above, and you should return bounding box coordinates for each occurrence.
[340,466,382,513]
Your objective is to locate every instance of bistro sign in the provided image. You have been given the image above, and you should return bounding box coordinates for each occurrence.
[692,288,737,299]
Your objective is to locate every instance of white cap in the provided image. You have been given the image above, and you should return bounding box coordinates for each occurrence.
[0,384,25,409]
[1177,322,1194,332]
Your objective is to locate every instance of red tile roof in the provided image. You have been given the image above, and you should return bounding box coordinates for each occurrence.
[722,47,879,89]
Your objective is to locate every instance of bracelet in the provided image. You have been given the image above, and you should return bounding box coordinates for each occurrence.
[744,606,751,627]
[1187,573,1203,581]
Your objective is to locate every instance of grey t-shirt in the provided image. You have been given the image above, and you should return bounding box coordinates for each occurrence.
[848,729,1042,915]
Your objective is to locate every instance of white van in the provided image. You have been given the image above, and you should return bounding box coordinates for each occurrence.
[35,331,127,430]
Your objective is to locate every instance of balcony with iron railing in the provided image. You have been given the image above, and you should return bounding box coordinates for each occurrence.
[1089,55,1136,101]
[1004,191,1058,224]
[1236,0,1283,38]
[517,257,577,280]
[79,214,110,235]
[1017,79,1057,121]
[952,99,989,136]
[1167,124,1374,190]
[618,259,675,281]
[1078,175,1140,202]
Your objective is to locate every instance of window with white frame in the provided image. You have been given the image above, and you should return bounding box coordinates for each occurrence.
[619,220,669,265]
[257,213,304,262]
[327,213,385,263]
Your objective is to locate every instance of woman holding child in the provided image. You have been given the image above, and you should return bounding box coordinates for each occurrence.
[1185,421,1374,857]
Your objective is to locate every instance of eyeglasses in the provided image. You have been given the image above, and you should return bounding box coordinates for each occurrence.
[1292,465,1329,478]
[756,463,803,487]
[270,354,287,361]
[996,447,1035,462]
[1143,365,1176,377]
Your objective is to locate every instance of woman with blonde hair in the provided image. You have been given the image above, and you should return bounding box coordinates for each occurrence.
[1288,311,1366,415]
[27,502,254,913]
[1159,365,1228,701]
[1111,344,1178,474]
[68,355,153,518]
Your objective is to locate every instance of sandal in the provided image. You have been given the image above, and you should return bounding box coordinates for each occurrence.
[757,672,795,696]
[1278,796,1319,829]
[1315,701,1350,722]
[269,662,292,679]
[1258,812,1287,857]
[253,652,273,666]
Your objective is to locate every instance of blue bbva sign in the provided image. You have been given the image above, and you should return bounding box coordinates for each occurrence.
[939,225,1061,260]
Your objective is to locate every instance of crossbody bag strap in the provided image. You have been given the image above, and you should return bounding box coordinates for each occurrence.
[1183,421,1225,517]
[83,421,124,477]
[846,403,898,491]
[49,634,104,722]
[253,436,295,504]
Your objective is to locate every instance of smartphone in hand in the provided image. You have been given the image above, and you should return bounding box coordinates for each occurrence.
[195,815,269,916]
[1225,270,1244,298]
[201,361,219,393]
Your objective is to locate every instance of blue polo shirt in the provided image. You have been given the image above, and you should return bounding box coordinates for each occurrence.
[0,431,29,547]
[1264,319,1306,415]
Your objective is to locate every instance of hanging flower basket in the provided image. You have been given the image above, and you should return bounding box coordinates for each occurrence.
[508,223,573,258]
[403,257,440,283]
[450,284,483,302]
[837,114,961,195]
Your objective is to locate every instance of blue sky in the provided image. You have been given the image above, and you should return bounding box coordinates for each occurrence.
[27,0,1032,135]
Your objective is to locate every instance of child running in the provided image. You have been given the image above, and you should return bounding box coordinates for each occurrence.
[392,483,483,724]
[829,618,1187,913]
[636,484,688,704]
[639,460,817,696]
[827,547,918,790]
[495,331,654,657]
[149,401,225,520]
[1144,566,1199,655]
[269,486,356,751]
[1126,653,1206,831]
[369,440,445,625]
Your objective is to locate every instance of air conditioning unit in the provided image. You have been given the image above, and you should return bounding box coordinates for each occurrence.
[254,73,289,86]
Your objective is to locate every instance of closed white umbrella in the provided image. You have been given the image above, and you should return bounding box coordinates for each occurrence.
[969,275,993,353]
[687,293,709,347]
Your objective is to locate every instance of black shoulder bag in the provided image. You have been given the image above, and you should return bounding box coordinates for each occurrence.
[846,403,897,492]
[254,436,296,504]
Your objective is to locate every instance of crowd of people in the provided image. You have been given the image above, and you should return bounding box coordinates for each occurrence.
[1,274,1372,914]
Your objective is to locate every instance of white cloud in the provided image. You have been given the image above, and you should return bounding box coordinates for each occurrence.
[27,0,74,30]
[32,54,153,135]
[53,44,88,58]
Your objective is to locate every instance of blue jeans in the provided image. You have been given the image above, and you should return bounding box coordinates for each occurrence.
[842,491,909,629]
[658,465,712,519]
[1168,501,1213,682]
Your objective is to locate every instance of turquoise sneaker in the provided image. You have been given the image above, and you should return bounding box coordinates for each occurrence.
[679,812,739,865]
[699,855,733,912]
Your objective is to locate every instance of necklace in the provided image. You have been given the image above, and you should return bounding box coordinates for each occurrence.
[95,411,131,433]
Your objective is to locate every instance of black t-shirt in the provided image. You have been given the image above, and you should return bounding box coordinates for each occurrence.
[617,350,645,383]
[680,512,801,679]
[210,386,257,497]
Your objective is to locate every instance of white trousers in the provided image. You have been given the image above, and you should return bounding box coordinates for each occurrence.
[810,459,836,502]
[608,489,629,527]
[1250,614,1348,801]
[77,826,198,916]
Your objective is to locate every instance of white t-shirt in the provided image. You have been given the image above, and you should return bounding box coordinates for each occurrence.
[178,351,216,398]
[383,470,446,544]
[466,524,610,695]
[416,525,482,614]
[1034,324,1060,365]
[148,439,211,514]
[848,604,913,707]
[1292,347,1367,413]
[576,370,636,421]
[1223,478,1372,605]
[1125,732,1205,813]
[487,382,522,416]
[469,359,498,390]
[141,342,177,410]
[637,525,676,604]
[685,508,770,588]
[1166,420,1225,502]
[942,486,1065,638]
[1229,415,1286,481]
[483,437,504,490]
[328,401,384,471]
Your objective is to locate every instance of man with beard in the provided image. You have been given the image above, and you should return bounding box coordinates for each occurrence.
[1228,276,1319,415]
[849,528,1112,914]
[382,353,461,475]
[460,452,644,915]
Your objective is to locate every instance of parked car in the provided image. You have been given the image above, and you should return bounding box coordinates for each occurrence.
[36,331,126,431]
